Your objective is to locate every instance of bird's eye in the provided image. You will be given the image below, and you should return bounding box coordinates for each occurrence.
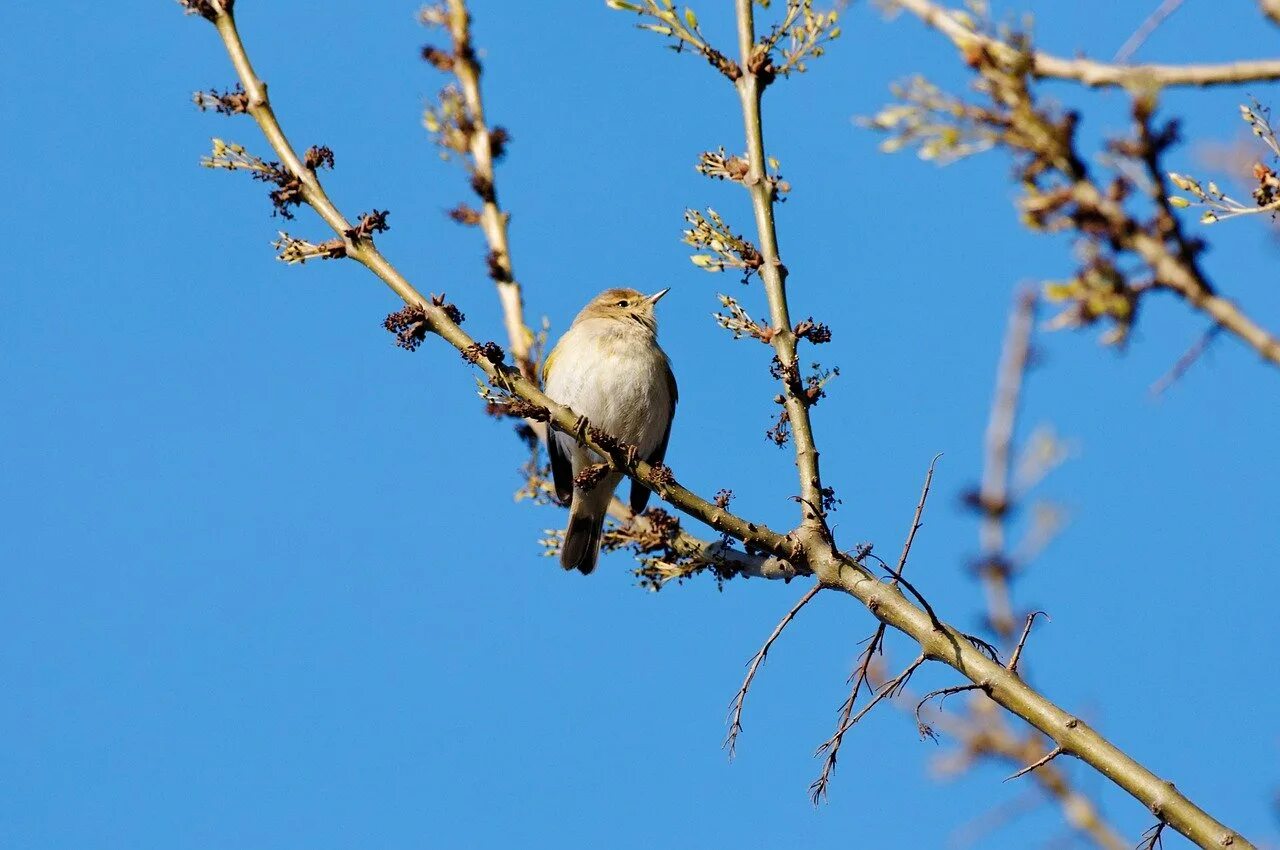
[616,299,630,308]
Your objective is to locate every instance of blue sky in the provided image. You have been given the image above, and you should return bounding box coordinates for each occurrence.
[2,1,1278,848]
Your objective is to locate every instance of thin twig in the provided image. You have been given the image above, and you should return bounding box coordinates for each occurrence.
[894,0,1280,89]
[1149,325,1222,397]
[813,456,940,797]
[882,568,944,632]
[810,622,888,801]
[724,582,822,758]
[1138,821,1168,850]
[1113,0,1187,64]
[915,683,983,733]
[1008,610,1049,674]
[1004,744,1066,782]
[812,653,928,801]
[893,453,943,580]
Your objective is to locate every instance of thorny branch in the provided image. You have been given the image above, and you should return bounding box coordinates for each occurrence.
[1004,743,1065,782]
[187,2,1255,847]
[1006,610,1048,675]
[724,582,822,758]
[811,457,938,802]
[813,654,927,771]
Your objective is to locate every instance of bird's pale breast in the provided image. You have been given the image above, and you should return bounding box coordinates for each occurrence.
[543,319,672,459]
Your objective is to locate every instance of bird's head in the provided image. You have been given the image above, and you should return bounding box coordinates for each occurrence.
[574,286,671,333]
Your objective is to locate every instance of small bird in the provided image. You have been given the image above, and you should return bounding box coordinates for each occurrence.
[542,287,678,574]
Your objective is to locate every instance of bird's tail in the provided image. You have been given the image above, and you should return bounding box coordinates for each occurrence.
[561,504,606,575]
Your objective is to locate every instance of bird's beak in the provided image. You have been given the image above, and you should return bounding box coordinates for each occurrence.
[647,287,671,305]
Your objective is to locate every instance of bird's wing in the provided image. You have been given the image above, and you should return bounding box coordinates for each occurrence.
[629,355,678,515]
[547,430,574,505]
[542,341,575,505]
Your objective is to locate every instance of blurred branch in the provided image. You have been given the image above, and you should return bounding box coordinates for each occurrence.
[866,33,1280,368]
[924,291,1126,850]
[941,699,1128,850]
[186,2,1255,846]
[1150,324,1221,396]
[1113,0,1186,64]
[892,0,1280,89]
[976,289,1036,640]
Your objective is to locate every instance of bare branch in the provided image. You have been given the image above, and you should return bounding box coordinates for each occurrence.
[812,654,928,802]
[893,0,1280,89]
[1138,821,1168,850]
[914,683,982,736]
[813,455,940,796]
[1007,611,1049,674]
[1150,325,1222,397]
[811,621,888,801]
[1113,0,1186,64]
[892,453,942,579]
[1004,744,1066,782]
[725,582,823,758]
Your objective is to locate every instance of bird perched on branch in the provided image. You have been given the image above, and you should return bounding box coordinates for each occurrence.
[542,287,678,574]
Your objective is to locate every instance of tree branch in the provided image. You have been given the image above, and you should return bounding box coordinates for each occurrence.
[1071,178,1280,367]
[1113,0,1186,64]
[868,41,1280,369]
[1263,0,1280,27]
[725,582,822,757]
[977,289,1036,640]
[813,457,937,801]
[892,0,1280,89]
[1004,744,1066,782]
[733,0,826,527]
[434,0,535,380]
[428,1,784,581]
[192,4,1255,847]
